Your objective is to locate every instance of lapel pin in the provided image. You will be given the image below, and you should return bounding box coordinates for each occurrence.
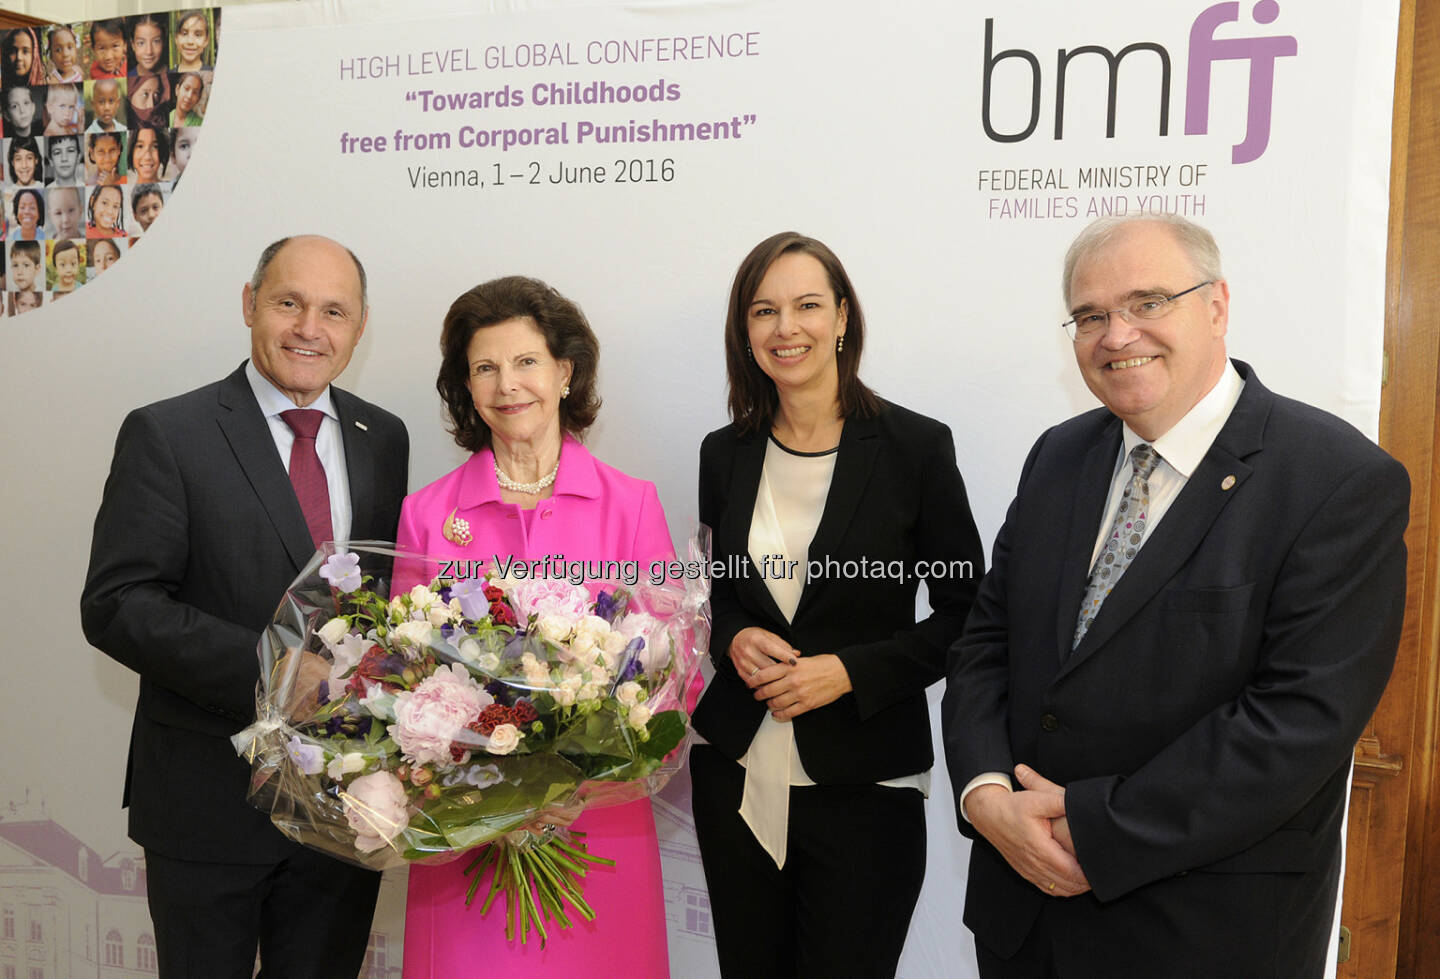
[1221,475,1236,491]
[443,508,473,547]
[354,421,369,431]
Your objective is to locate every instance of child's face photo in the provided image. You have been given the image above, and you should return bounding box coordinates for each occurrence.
[11,147,37,185]
[92,239,119,273]
[46,86,79,133]
[134,190,162,231]
[91,25,126,75]
[47,188,80,237]
[6,88,35,130]
[12,253,38,290]
[92,186,122,230]
[54,247,78,288]
[49,29,77,75]
[4,32,34,79]
[49,137,78,180]
[175,16,208,65]
[15,291,39,312]
[172,128,195,171]
[90,134,121,182]
[131,23,164,74]
[92,79,120,126]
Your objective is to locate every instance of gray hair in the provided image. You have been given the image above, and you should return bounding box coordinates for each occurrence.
[249,235,368,314]
[1062,214,1223,306]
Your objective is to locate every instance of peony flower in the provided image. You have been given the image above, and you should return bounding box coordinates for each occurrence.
[487,723,521,755]
[615,681,643,707]
[319,552,363,593]
[508,578,590,622]
[343,771,410,852]
[389,664,494,768]
[317,616,349,648]
[285,736,325,775]
[326,751,367,780]
[627,703,652,731]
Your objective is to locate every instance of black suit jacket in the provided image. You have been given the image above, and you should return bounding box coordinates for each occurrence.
[942,362,1408,976]
[694,402,985,782]
[81,363,409,863]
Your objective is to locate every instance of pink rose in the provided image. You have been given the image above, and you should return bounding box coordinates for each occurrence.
[343,771,409,852]
[508,578,590,622]
[389,663,493,768]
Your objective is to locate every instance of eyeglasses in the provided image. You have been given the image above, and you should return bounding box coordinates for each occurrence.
[1061,281,1213,341]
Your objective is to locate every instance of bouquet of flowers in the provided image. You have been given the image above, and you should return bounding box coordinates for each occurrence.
[233,540,708,945]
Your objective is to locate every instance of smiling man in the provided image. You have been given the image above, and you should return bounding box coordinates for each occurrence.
[81,235,409,977]
[942,214,1409,977]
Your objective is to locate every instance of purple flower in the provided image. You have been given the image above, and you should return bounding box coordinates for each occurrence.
[617,637,646,683]
[593,590,621,624]
[449,577,490,621]
[319,552,363,593]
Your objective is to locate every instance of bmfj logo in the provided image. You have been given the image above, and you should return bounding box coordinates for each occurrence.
[982,1,1298,164]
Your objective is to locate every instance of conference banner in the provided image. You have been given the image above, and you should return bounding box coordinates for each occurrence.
[0,1,1397,975]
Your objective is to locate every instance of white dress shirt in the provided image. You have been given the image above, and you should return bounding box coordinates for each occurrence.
[245,360,353,542]
[959,361,1245,820]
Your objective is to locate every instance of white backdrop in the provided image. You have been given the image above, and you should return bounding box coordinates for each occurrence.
[0,1,1398,976]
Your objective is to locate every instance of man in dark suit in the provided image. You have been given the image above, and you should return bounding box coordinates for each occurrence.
[81,235,409,978]
[942,215,1408,978]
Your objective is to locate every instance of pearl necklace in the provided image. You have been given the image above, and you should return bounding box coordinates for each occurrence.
[494,458,559,495]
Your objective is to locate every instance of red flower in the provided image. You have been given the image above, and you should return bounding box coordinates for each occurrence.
[489,601,518,627]
[345,644,399,695]
[510,700,538,725]
[473,703,512,736]
[483,583,506,603]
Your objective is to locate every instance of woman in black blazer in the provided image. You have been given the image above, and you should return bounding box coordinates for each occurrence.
[691,232,985,978]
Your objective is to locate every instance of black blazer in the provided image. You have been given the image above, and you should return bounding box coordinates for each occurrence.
[942,362,1408,975]
[694,401,984,783]
[81,363,409,863]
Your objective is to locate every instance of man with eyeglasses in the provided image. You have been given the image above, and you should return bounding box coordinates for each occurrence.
[942,214,1408,977]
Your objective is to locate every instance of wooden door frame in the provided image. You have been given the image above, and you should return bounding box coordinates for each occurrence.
[1343,0,1440,975]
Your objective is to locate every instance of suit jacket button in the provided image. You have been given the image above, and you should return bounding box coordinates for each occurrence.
[1040,713,1059,732]
[541,509,553,519]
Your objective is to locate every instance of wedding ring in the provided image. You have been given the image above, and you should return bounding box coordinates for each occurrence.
[1047,882,1056,892]
[749,666,760,678]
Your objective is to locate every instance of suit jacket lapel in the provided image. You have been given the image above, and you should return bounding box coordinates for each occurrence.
[793,415,880,620]
[1062,364,1270,674]
[214,364,317,573]
[334,388,375,541]
[1054,422,1124,659]
[726,431,789,627]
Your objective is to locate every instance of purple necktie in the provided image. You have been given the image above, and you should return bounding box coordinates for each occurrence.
[280,409,334,548]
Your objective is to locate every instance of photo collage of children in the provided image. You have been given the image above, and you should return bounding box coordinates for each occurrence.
[0,9,218,315]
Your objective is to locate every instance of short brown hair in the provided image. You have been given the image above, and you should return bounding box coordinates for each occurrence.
[437,276,601,452]
[724,232,880,434]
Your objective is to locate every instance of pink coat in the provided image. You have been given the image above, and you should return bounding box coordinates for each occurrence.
[393,436,674,591]
[398,436,676,976]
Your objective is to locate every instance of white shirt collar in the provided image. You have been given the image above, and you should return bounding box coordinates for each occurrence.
[1121,360,1245,478]
[244,359,337,421]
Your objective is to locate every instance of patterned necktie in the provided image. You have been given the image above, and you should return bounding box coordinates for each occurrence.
[1073,443,1160,649]
[280,408,334,548]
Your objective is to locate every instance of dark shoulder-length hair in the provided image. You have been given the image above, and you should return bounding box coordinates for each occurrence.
[437,275,601,452]
[724,231,881,434]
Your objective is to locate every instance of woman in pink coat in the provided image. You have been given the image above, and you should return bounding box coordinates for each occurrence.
[397,275,674,976]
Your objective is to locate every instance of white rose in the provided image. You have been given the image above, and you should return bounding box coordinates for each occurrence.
[387,596,408,621]
[326,752,367,780]
[601,630,629,658]
[488,723,521,755]
[477,651,501,673]
[317,617,349,648]
[566,632,598,663]
[536,613,573,644]
[391,620,433,653]
[427,603,454,627]
[627,704,652,730]
[616,681,643,708]
[409,585,437,610]
[457,638,481,663]
[574,614,612,643]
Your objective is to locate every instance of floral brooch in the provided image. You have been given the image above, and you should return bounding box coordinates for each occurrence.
[442,508,473,547]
